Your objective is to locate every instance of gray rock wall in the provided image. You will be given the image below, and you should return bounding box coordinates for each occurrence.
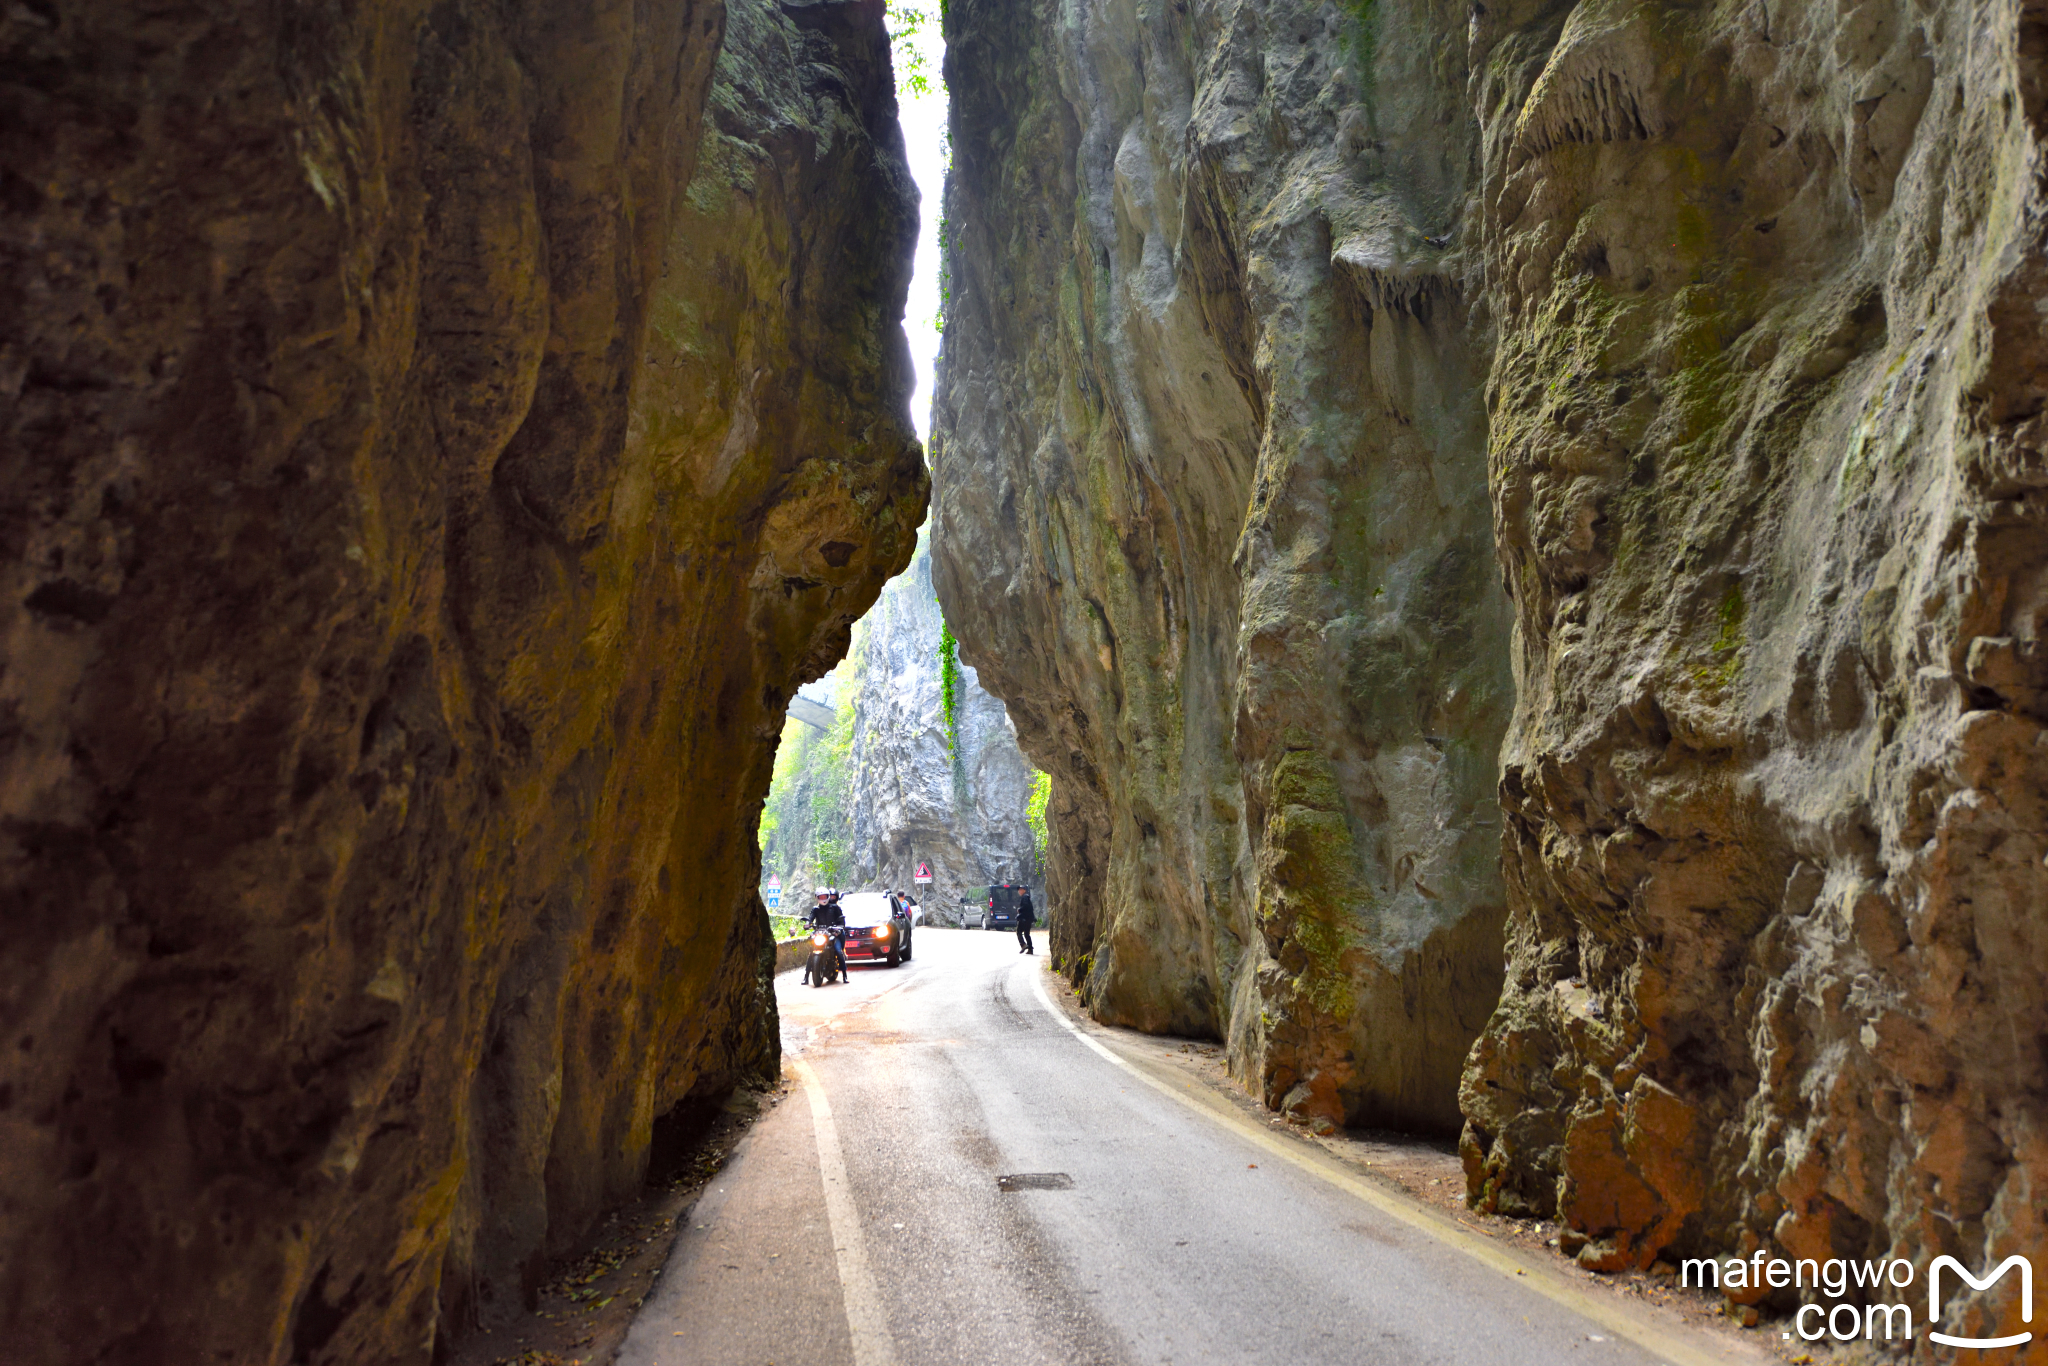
[848,544,1040,921]
[930,0,1512,1133]
[933,0,2048,1343]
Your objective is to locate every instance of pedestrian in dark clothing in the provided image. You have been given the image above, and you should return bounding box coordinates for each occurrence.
[1016,889,1036,955]
[811,890,848,977]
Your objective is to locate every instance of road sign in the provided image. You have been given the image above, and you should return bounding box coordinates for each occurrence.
[764,887,780,908]
[914,862,933,884]
[767,873,781,888]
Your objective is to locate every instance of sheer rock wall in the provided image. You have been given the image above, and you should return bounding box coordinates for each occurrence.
[0,0,923,1360]
[930,0,1514,1134]
[934,0,2048,1340]
[846,543,1039,919]
[1460,0,2048,1333]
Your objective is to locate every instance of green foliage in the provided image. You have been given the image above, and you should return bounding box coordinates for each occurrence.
[887,1,932,98]
[938,618,961,754]
[806,678,858,860]
[811,836,847,887]
[758,628,865,885]
[758,715,813,871]
[1026,770,1051,875]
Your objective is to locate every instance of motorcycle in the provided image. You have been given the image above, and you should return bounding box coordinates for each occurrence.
[803,925,846,987]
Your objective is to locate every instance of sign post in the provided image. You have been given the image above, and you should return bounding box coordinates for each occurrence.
[914,862,933,885]
[765,872,781,909]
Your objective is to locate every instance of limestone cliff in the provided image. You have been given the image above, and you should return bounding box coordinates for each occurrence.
[935,0,2048,1343]
[0,0,923,1360]
[759,540,1038,921]
[846,542,1039,917]
[930,0,1513,1134]
[1458,0,2048,1331]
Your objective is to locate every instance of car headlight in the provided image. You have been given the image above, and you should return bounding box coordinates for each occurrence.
[875,925,890,938]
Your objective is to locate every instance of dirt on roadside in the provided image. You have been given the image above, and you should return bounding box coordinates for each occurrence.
[444,1081,791,1366]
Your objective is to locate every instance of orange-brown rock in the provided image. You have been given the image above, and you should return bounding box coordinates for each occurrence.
[0,0,923,1360]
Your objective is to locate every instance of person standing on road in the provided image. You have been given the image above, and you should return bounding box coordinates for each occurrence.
[1016,887,1036,955]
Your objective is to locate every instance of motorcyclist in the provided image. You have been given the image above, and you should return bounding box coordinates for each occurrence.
[808,888,848,978]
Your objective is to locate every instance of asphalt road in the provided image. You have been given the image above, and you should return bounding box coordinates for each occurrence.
[619,929,1759,1366]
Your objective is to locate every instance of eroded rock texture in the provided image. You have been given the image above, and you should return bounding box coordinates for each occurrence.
[0,0,922,1359]
[936,0,2048,1342]
[930,0,1513,1133]
[1461,0,2048,1336]
[846,541,1038,917]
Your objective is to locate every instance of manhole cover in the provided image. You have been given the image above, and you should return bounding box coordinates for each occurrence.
[997,1172,1073,1192]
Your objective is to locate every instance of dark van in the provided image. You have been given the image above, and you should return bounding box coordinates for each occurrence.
[985,883,1031,931]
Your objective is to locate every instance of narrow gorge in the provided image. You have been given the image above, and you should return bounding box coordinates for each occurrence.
[4,0,2045,1357]
[930,0,2047,1345]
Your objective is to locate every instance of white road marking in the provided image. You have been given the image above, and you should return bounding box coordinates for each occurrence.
[1024,960,1747,1366]
[789,1054,898,1366]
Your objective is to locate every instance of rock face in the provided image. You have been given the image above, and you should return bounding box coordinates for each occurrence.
[0,0,923,1360]
[930,0,1513,1133]
[846,542,1039,919]
[759,540,1039,923]
[1458,0,2048,1323]
[935,0,2048,1340]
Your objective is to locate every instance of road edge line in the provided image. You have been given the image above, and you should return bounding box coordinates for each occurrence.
[1024,961,1748,1366]
[788,1054,898,1366]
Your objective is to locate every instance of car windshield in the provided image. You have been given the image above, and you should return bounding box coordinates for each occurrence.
[838,892,897,927]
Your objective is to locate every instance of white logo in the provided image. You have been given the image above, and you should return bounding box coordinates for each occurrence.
[1929,1255,2033,1349]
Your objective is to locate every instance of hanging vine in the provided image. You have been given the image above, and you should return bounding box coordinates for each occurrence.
[938,618,961,754]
